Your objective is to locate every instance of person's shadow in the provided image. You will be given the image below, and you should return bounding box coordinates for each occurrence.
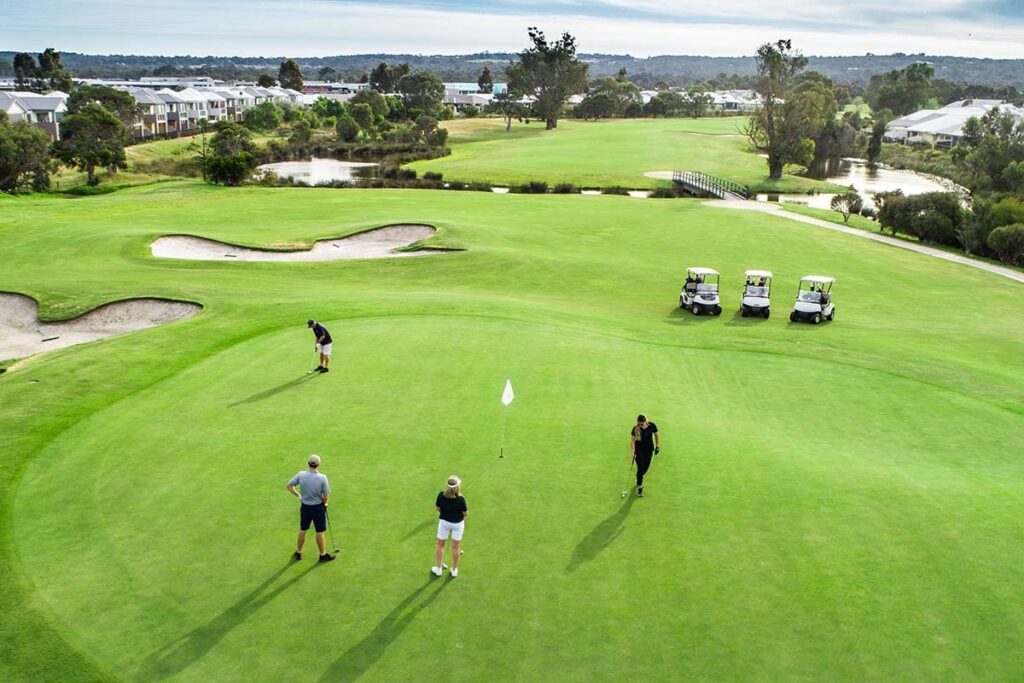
[320,578,450,682]
[564,494,637,574]
[400,518,434,542]
[230,373,317,407]
[136,561,316,680]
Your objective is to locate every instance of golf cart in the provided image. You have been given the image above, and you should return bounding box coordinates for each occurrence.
[790,275,835,324]
[740,269,772,318]
[679,267,722,316]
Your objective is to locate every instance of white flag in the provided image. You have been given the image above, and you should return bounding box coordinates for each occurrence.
[501,378,514,406]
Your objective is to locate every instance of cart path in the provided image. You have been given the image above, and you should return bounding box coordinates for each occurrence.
[709,200,1024,285]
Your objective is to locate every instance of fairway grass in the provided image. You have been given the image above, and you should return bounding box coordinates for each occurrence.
[1,182,1023,681]
[408,117,845,193]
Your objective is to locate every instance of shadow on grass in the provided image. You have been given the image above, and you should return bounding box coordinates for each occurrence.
[664,306,719,325]
[319,578,450,682]
[723,307,770,327]
[136,560,317,680]
[565,494,637,574]
[230,373,318,407]
[400,518,435,542]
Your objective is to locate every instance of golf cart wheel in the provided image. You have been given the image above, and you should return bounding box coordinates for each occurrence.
[763,308,770,319]
[713,305,722,316]
[740,307,747,317]
[789,311,798,322]
[691,304,701,315]
[679,297,685,308]
[829,307,836,321]
[811,312,821,324]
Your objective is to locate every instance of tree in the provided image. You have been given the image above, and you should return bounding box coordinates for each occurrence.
[644,91,684,118]
[67,85,141,128]
[311,96,345,119]
[477,66,494,94]
[461,104,480,118]
[243,101,284,131]
[204,122,258,186]
[53,103,127,186]
[987,224,1024,264]
[682,88,712,118]
[866,108,893,163]
[414,114,438,140]
[584,77,641,117]
[830,191,863,223]
[505,27,588,130]
[317,66,337,82]
[349,103,374,134]
[152,63,180,77]
[0,117,52,191]
[336,115,359,142]
[13,53,37,90]
[877,192,964,246]
[485,91,527,132]
[370,62,410,92]
[397,71,445,117]
[289,119,312,146]
[865,63,934,117]
[574,92,616,120]
[257,74,276,88]
[747,39,820,179]
[951,108,1024,190]
[278,59,304,92]
[35,48,73,93]
[349,89,389,119]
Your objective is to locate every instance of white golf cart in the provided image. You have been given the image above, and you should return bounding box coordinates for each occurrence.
[679,267,722,316]
[790,275,835,324]
[740,269,772,318]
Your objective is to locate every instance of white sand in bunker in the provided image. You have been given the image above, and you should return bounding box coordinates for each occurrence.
[151,224,444,262]
[0,293,201,363]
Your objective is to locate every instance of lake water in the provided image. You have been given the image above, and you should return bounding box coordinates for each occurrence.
[257,158,378,184]
[756,158,959,210]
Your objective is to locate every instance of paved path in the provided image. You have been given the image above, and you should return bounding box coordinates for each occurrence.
[709,200,1024,285]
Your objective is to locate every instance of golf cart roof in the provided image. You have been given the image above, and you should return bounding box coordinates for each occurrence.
[745,269,773,278]
[799,275,835,284]
[688,267,719,276]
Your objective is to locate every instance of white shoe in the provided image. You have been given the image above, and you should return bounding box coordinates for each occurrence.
[450,567,458,578]
[431,566,442,576]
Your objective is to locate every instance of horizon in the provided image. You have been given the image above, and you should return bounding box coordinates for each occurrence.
[2,0,1023,60]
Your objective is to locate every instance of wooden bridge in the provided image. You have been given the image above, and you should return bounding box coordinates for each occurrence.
[672,171,750,200]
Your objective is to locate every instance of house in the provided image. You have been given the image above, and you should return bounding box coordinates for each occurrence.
[125,87,169,137]
[5,91,68,140]
[445,93,492,111]
[888,99,1024,148]
[0,92,35,124]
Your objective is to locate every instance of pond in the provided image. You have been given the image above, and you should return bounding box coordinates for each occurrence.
[257,158,378,184]
[756,158,962,210]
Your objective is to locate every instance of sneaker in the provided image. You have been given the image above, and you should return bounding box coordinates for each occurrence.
[450,567,458,578]
[314,366,324,372]
[637,488,644,498]
[320,367,330,373]
[318,553,336,563]
[431,566,443,576]
[293,551,302,561]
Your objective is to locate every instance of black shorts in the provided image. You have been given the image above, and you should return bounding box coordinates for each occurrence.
[300,503,327,532]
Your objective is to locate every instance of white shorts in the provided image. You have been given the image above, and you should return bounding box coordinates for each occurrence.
[316,342,332,356]
[437,519,464,541]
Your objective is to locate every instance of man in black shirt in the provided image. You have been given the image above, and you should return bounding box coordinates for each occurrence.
[306,318,333,373]
[630,414,660,497]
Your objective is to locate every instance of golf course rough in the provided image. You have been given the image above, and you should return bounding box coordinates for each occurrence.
[1,182,1022,681]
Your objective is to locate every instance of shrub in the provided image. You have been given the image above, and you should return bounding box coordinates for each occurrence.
[396,168,416,181]
[602,186,630,196]
[830,191,863,223]
[422,171,443,181]
[466,181,493,192]
[512,180,548,194]
[336,115,359,143]
[648,187,677,199]
[552,183,578,194]
[987,224,1024,264]
[461,105,480,118]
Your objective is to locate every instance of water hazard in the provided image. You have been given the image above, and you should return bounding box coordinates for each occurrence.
[257,158,378,184]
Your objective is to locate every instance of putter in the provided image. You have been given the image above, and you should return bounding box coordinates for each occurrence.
[325,506,340,553]
[621,457,634,498]
[306,349,319,374]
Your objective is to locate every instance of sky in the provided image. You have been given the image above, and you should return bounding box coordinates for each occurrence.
[2,0,1024,58]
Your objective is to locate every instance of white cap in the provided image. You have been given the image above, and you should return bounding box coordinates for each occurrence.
[308,454,321,466]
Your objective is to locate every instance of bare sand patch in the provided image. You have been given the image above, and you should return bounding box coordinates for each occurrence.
[0,293,201,364]
[151,224,445,262]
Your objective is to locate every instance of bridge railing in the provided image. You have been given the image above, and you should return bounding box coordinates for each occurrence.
[672,171,750,199]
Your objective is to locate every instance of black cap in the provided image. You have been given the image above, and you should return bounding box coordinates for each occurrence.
[306,319,315,327]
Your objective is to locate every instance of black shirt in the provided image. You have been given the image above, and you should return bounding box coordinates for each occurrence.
[436,492,468,523]
[311,323,332,345]
[631,422,659,455]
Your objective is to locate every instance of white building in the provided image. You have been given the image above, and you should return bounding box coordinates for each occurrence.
[886,99,1024,148]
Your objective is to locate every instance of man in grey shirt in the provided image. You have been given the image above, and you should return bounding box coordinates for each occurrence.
[286,454,336,563]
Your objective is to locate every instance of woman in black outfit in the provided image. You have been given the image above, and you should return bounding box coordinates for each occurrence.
[432,475,467,577]
[630,414,660,497]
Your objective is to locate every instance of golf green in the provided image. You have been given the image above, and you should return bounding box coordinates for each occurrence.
[1,183,1022,681]
[407,117,842,193]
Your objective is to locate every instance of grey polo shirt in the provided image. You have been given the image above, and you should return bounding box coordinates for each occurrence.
[289,470,331,506]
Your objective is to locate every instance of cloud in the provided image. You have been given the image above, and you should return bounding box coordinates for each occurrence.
[1,0,1022,58]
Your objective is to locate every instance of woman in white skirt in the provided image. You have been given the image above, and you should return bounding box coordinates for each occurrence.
[432,475,468,577]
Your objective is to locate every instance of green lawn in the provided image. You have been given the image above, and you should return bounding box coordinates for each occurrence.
[408,117,843,193]
[1,182,1023,681]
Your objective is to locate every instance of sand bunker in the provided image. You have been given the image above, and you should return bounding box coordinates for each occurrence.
[0,293,201,364]
[151,224,445,262]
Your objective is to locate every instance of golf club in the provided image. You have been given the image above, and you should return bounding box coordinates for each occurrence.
[621,457,634,498]
[306,348,319,374]
[325,506,340,553]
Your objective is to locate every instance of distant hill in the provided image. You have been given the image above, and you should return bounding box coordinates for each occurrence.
[2,51,1022,89]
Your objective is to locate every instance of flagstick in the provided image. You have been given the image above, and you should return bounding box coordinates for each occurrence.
[499,404,507,459]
